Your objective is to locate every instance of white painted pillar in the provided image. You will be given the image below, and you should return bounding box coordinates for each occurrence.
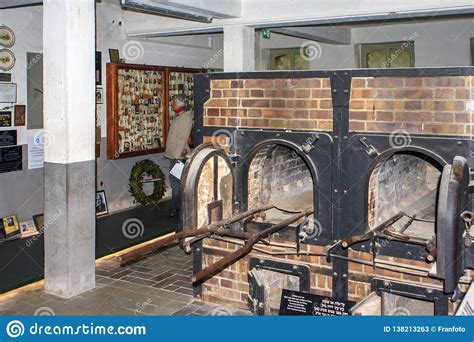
[43,0,96,298]
[223,25,255,72]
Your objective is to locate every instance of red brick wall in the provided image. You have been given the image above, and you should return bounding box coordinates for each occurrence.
[349,76,473,135]
[204,78,334,131]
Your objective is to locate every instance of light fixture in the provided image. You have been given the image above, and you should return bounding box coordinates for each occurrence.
[121,0,214,23]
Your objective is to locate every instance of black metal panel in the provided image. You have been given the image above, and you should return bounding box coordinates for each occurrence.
[371,278,450,315]
[341,133,470,260]
[437,157,470,293]
[248,257,311,315]
[233,129,333,245]
[330,71,352,299]
[249,257,311,290]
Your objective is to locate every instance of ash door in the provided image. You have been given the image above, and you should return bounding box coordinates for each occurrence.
[436,156,470,294]
[181,143,235,234]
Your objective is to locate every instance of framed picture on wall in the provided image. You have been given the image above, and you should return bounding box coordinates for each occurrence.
[109,49,120,63]
[269,48,310,70]
[0,111,12,127]
[1,214,20,238]
[360,41,415,68]
[14,105,25,126]
[96,190,108,216]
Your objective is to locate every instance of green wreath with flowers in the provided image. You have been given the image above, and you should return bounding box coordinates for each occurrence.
[129,159,166,206]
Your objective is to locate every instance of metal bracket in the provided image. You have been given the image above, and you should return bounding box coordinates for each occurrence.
[296,217,310,256]
[301,134,320,154]
[326,240,342,263]
[359,137,379,157]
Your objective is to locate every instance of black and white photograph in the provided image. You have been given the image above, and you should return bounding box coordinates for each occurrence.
[96,190,108,216]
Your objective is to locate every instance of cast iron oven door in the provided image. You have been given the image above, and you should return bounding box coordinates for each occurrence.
[341,133,470,261]
[436,156,470,294]
[181,143,236,240]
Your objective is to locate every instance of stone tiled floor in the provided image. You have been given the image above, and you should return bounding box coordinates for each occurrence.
[0,245,251,316]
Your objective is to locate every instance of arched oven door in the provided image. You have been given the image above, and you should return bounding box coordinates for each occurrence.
[436,156,470,294]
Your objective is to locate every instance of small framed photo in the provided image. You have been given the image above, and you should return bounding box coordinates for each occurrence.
[14,104,26,126]
[96,190,108,216]
[0,111,11,127]
[19,220,38,238]
[96,87,103,104]
[32,213,45,231]
[2,214,20,238]
[109,49,120,63]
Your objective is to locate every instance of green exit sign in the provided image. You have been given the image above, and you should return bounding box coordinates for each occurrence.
[262,28,270,39]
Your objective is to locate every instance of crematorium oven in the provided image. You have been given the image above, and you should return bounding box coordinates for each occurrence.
[178,68,474,315]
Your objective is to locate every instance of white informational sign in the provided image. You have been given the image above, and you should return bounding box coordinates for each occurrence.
[456,281,474,316]
[170,160,184,180]
[28,134,44,169]
[0,83,17,103]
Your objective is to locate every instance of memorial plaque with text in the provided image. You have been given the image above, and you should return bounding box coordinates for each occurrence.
[0,130,17,147]
[279,289,356,316]
[0,145,22,173]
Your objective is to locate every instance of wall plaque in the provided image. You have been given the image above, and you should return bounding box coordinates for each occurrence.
[0,145,22,173]
[0,130,16,146]
[0,83,17,103]
[0,73,11,82]
[279,289,356,316]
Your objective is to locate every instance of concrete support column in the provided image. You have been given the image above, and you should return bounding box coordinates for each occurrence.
[223,25,255,72]
[43,0,96,298]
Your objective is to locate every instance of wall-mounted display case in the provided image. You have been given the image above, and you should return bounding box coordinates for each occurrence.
[106,63,202,160]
